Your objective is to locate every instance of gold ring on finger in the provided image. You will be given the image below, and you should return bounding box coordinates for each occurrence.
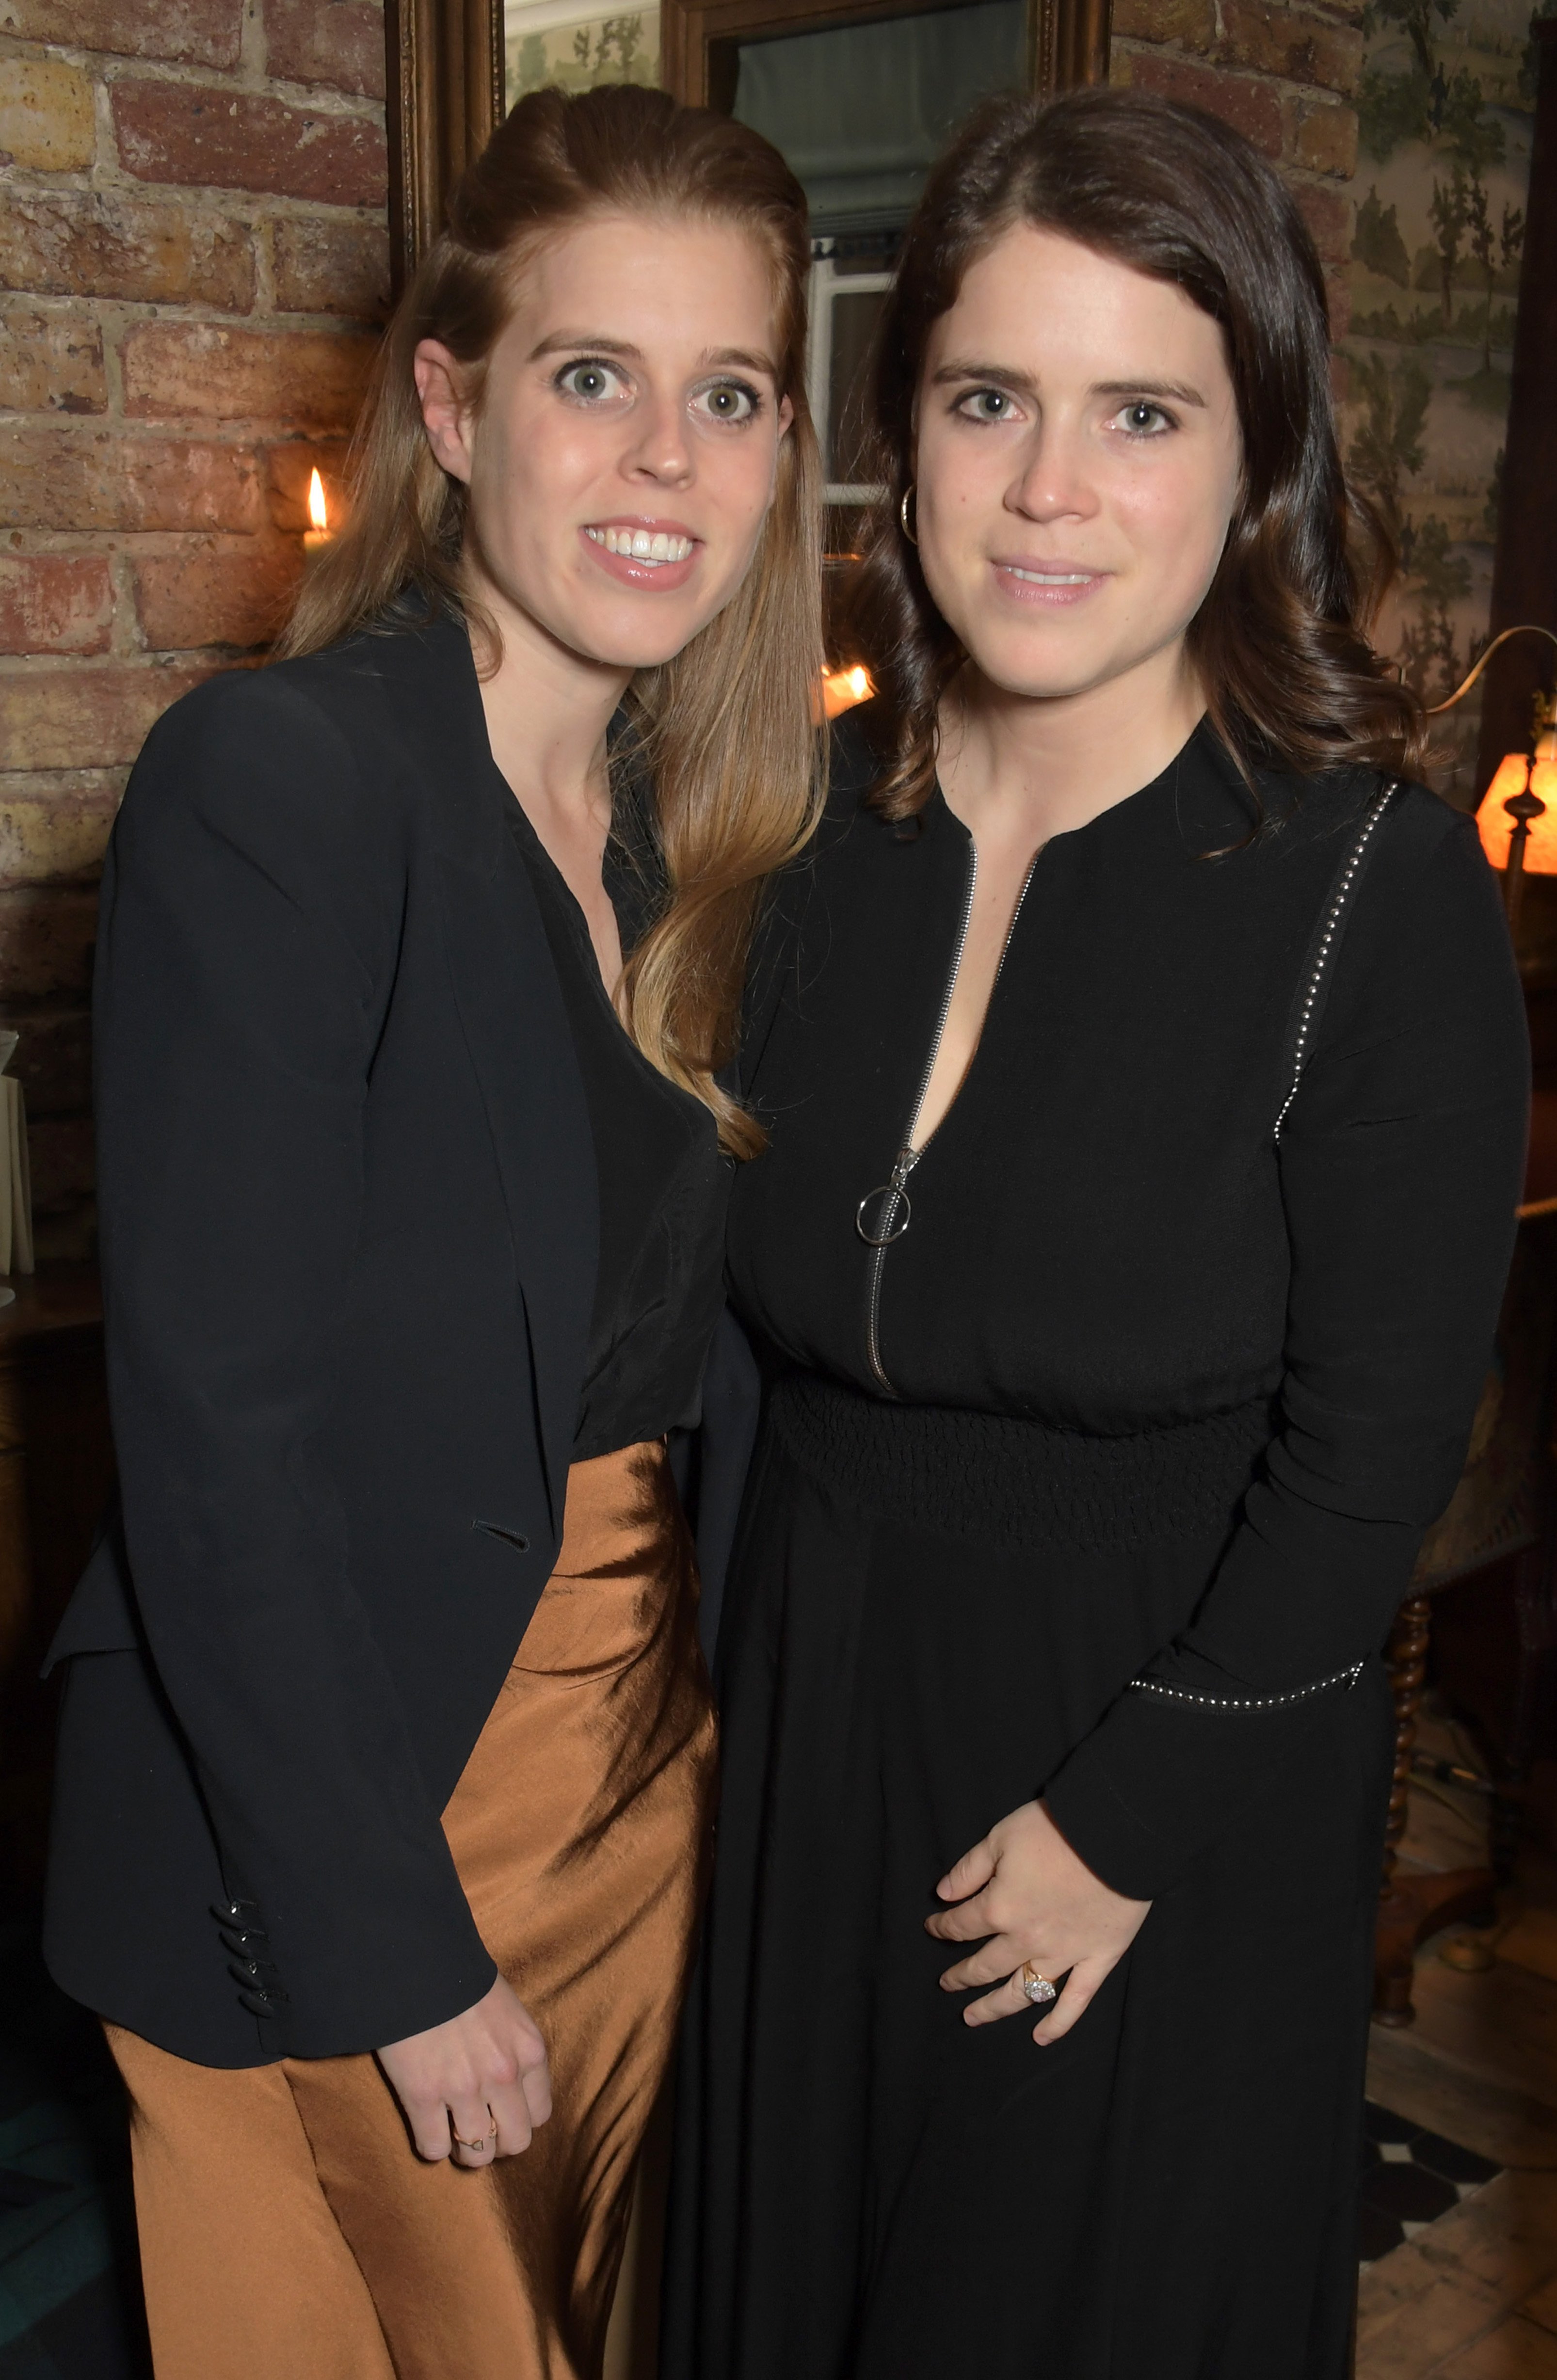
[1016,1962,1057,2006]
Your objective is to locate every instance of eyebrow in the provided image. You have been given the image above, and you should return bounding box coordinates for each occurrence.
[930,359,1207,408]
[528,331,778,377]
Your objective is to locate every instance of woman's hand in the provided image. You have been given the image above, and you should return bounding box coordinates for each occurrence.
[926,1798,1151,2045]
[378,1975,552,2165]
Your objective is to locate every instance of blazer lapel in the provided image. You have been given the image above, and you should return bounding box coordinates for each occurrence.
[389,613,596,1540]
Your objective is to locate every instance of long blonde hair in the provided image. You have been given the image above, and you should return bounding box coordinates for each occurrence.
[278,85,824,1156]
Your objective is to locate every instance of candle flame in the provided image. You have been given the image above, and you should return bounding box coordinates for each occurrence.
[307,468,328,533]
[819,662,875,720]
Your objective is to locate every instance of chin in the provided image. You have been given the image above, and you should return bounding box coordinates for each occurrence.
[572,609,712,673]
[973,636,1121,705]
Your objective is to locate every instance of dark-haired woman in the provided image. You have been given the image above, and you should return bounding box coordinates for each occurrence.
[41,85,822,2380]
[666,88,1527,2377]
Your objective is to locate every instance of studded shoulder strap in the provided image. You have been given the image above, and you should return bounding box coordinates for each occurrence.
[1272,778,1403,1141]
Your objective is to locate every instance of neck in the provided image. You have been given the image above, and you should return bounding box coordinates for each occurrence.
[939,639,1206,845]
[463,553,633,830]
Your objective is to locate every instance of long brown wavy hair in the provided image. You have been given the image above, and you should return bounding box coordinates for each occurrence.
[278,85,824,1156]
[852,87,1426,818]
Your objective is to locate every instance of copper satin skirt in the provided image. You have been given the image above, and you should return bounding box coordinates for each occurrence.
[105,1440,717,2380]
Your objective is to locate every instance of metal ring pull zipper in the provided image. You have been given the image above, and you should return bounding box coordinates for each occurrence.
[856,1151,919,1247]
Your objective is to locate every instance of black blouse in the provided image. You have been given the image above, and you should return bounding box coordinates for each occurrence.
[503,793,730,1462]
[727,719,1529,1895]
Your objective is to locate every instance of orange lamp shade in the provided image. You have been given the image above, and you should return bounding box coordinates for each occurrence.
[1477,752,1557,875]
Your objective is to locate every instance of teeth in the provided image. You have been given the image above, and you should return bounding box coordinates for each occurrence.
[585,526,694,564]
[1008,568,1092,585]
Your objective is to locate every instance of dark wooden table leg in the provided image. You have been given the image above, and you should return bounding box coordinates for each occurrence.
[1374,1592,1497,2027]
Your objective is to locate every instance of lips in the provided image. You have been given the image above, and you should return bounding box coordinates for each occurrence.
[585,524,696,566]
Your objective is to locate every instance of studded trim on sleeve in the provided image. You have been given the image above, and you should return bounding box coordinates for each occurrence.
[1272,780,1402,1142]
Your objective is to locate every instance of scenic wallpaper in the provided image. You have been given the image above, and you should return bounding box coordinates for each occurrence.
[506,9,661,99]
[1341,0,1549,803]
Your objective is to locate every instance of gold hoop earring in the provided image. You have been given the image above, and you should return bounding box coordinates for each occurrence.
[899,485,918,547]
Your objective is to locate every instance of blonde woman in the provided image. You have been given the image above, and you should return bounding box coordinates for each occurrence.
[42,85,821,2380]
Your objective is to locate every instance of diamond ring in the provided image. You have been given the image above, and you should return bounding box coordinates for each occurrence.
[1017,1962,1057,2006]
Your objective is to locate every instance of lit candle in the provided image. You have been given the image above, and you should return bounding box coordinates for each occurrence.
[821,662,874,720]
[303,467,331,556]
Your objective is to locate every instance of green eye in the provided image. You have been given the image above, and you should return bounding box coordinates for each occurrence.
[696,381,758,423]
[558,361,619,402]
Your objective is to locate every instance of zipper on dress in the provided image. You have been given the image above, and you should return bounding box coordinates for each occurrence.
[856,842,1044,1394]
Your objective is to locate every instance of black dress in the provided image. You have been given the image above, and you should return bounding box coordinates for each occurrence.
[663,721,1528,2378]
[502,793,731,1463]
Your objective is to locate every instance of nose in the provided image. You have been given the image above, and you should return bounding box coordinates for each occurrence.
[1006,417,1097,526]
[621,389,694,488]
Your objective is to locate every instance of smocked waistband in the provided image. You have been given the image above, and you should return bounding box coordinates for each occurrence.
[767,1371,1275,1555]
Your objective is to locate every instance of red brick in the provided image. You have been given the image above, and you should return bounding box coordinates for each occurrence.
[0,308,105,416]
[0,559,114,657]
[1110,0,1216,44]
[272,217,390,319]
[266,439,352,531]
[0,192,255,313]
[112,81,386,208]
[0,427,260,533]
[1324,262,1351,341]
[0,0,243,67]
[0,885,103,1002]
[121,321,377,429]
[1294,178,1350,263]
[0,662,214,772]
[1114,0,1361,90]
[265,0,387,100]
[1215,0,1361,90]
[1110,48,1284,158]
[134,539,303,651]
[1290,97,1358,176]
[0,786,120,891]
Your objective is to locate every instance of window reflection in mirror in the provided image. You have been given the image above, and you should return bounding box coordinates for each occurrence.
[730,1,1026,507]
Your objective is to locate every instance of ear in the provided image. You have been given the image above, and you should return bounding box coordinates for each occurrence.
[776,393,795,441]
[414,340,475,485]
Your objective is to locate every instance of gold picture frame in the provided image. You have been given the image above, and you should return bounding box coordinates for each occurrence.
[385,0,506,295]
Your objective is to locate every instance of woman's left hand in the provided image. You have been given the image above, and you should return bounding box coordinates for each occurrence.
[926,1798,1151,2044]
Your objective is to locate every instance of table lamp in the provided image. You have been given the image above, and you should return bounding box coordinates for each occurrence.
[1432,624,1557,937]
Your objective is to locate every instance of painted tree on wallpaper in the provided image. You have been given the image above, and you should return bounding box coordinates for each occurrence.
[1343,0,1549,804]
[507,10,661,101]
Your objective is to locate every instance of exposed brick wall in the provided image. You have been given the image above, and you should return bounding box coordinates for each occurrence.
[1109,0,1363,337]
[0,0,388,1260]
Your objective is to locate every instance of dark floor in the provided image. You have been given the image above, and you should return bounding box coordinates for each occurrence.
[0,1912,149,2380]
[1357,2101,1502,2266]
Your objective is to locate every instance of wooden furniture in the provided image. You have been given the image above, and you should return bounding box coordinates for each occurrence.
[0,1269,112,1902]
[384,0,505,295]
[1374,1200,1557,2024]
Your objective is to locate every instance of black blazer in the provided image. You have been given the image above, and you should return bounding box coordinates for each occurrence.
[43,611,605,2068]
